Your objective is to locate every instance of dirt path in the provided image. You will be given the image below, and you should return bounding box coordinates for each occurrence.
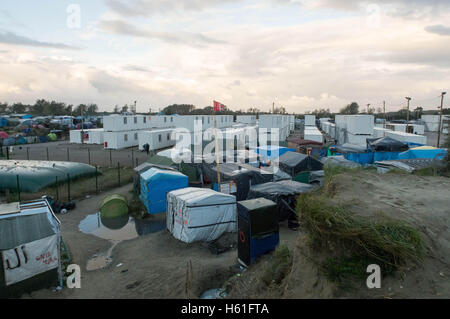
[23,183,297,299]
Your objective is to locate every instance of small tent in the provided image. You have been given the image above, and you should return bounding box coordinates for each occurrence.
[247,180,314,222]
[279,151,324,177]
[139,168,188,214]
[167,187,237,243]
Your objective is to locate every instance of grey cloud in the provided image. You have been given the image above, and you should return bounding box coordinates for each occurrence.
[425,24,450,36]
[90,70,146,93]
[367,48,450,68]
[0,31,79,50]
[122,64,152,73]
[98,19,223,46]
[104,0,243,17]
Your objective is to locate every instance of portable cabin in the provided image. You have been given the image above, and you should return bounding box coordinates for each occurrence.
[103,115,151,132]
[139,168,188,214]
[167,187,237,243]
[0,199,61,298]
[236,115,257,125]
[103,130,140,149]
[304,115,316,127]
[138,129,176,151]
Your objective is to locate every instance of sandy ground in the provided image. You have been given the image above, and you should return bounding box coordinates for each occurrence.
[227,170,450,299]
[23,183,297,299]
[6,141,150,168]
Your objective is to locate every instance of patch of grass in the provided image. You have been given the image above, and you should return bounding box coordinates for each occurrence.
[323,166,362,194]
[323,256,395,290]
[261,244,292,286]
[297,193,424,283]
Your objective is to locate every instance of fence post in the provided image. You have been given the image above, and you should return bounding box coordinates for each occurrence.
[6,146,9,160]
[88,148,91,165]
[67,174,71,202]
[131,149,134,168]
[16,175,21,202]
[46,147,49,161]
[27,147,29,160]
[117,162,121,186]
[95,166,98,194]
[55,176,59,201]
[109,149,112,167]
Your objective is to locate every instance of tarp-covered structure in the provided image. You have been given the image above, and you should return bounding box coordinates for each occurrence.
[202,163,273,201]
[279,151,324,177]
[247,180,314,222]
[133,162,176,195]
[256,146,295,161]
[167,187,237,243]
[139,167,188,214]
[0,199,61,298]
[0,160,97,193]
[367,136,409,152]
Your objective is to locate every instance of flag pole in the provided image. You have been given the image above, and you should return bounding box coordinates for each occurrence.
[214,102,221,192]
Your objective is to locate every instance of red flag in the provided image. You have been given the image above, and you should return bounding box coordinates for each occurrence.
[213,100,225,112]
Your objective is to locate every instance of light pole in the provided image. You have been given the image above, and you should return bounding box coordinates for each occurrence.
[437,92,446,148]
[405,97,411,133]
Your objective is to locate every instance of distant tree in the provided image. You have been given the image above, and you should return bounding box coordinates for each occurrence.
[121,104,129,113]
[113,105,120,113]
[11,102,28,114]
[340,102,359,114]
[86,103,99,115]
[414,107,423,120]
[0,102,8,113]
[311,108,332,118]
[163,104,195,115]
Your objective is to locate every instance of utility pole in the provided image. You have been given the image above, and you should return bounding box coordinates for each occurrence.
[272,102,275,114]
[383,100,386,137]
[437,92,446,148]
[81,105,84,144]
[405,97,411,133]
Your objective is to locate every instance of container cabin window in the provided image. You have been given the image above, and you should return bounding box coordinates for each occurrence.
[158,134,162,142]
[143,117,147,123]
[123,117,127,124]
[167,133,170,140]
[164,117,167,123]
[124,134,128,142]
[134,117,137,124]
[134,133,138,140]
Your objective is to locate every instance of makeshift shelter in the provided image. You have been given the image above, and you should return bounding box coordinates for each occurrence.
[0,132,8,139]
[47,133,57,141]
[0,199,61,298]
[202,163,273,201]
[148,151,200,183]
[133,162,176,195]
[367,136,409,152]
[256,146,295,162]
[139,168,188,214]
[167,188,237,243]
[278,151,324,180]
[397,148,448,160]
[321,156,362,169]
[247,180,314,222]
[0,160,97,193]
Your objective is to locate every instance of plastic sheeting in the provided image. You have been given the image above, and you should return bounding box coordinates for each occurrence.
[167,187,237,243]
[139,168,188,214]
[368,136,409,152]
[202,163,273,201]
[0,160,97,193]
[321,156,362,168]
[279,151,324,176]
[247,180,314,221]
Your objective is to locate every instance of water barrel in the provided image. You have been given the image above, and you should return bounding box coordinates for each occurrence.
[100,194,129,219]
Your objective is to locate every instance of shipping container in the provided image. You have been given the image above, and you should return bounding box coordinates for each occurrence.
[138,129,176,151]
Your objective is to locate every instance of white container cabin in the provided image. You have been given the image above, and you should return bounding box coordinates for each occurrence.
[138,129,176,151]
[103,130,140,149]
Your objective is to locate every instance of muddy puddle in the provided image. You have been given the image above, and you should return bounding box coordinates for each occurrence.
[79,213,166,271]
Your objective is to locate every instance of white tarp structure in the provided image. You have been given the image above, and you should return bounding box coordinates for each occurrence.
[0,199,61,292]
[167,188,237,243]
[2,235,59,286]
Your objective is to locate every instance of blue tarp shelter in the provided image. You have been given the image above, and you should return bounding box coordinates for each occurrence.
[256,146,295,161]
[139,168,188,214]
[397,148,448,160]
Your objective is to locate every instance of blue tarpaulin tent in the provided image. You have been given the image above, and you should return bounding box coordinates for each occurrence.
[397,148,448,160]
[256,146,295,161]
[139,168,188,214]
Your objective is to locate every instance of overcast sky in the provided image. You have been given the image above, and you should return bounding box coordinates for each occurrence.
[0,0,449,113]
